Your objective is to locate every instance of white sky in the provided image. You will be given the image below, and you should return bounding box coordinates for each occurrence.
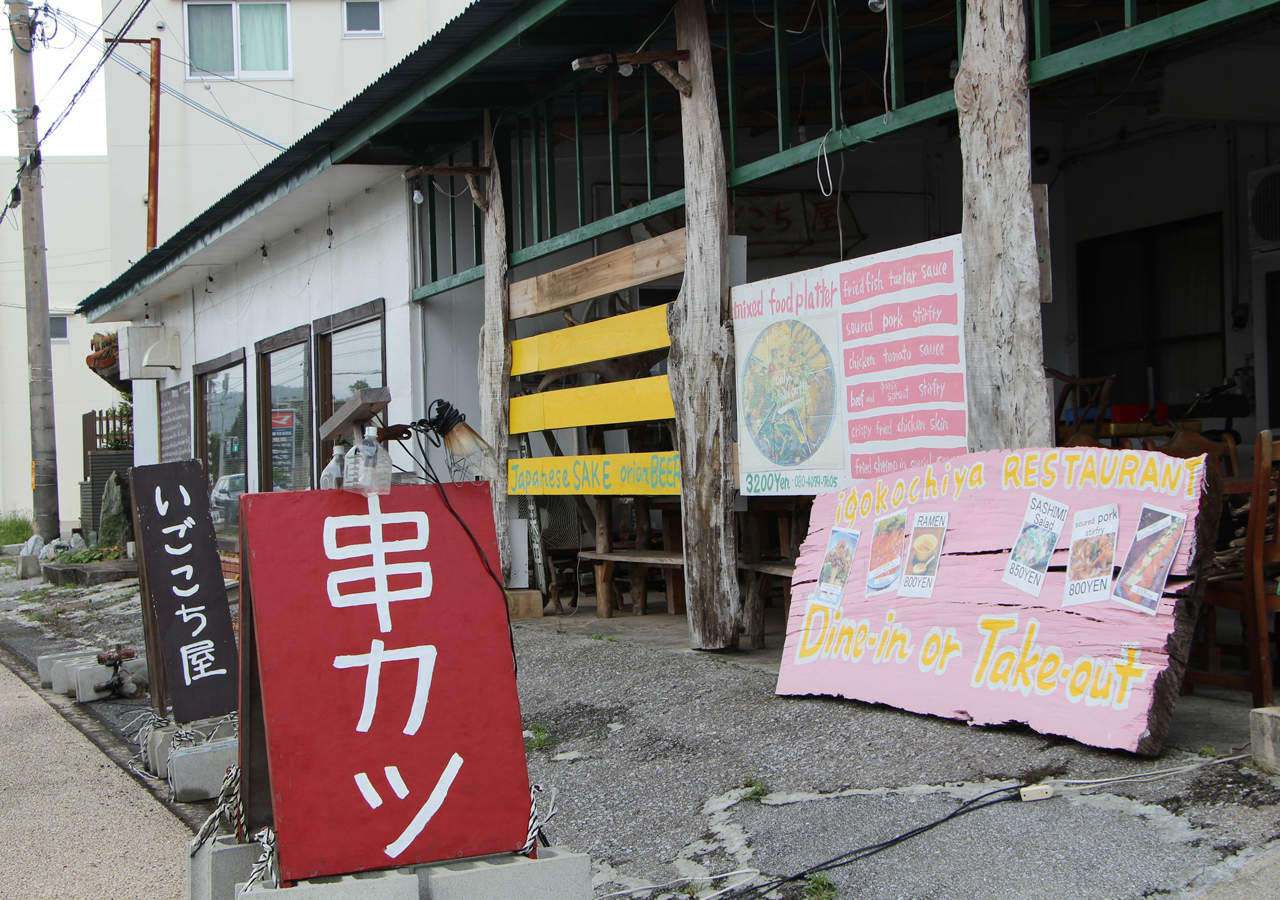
[1,0,108,157]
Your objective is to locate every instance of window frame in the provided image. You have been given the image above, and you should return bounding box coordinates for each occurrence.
[342,0,382,38]
[255,323,313,493]
[183,0,293,81]
[313,298,386,474]
[48,315,69,342]
[193,348,248,551]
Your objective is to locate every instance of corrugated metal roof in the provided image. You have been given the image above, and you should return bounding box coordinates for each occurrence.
[78,0,671,317]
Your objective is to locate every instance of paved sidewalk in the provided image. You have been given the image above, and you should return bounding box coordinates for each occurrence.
[0,661,190,900]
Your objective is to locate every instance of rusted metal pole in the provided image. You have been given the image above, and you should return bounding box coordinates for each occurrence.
[146,38,160,251]
[121,38,161,251]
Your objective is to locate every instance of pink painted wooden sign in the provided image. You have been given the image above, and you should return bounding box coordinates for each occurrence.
[777,447,1215,755]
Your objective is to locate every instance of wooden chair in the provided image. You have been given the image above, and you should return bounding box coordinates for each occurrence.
[1186,430,1280,707]
[1143,430,1240,479]
[1046,367,1115,444]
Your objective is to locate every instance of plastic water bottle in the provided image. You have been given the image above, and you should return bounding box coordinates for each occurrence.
[319,445,345,489]
[343,426,392,496]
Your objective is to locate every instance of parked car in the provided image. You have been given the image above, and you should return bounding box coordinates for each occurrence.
[210,473,246,527]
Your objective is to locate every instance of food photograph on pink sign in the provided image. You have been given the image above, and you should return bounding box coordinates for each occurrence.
[778,447,1217,756]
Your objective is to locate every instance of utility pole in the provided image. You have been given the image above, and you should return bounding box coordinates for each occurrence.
[120,38,160,250]
[7,0,60,540]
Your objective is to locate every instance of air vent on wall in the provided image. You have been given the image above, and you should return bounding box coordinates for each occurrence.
[1248,164,1280,254]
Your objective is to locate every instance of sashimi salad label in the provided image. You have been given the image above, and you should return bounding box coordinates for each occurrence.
[1003,494,1070,597]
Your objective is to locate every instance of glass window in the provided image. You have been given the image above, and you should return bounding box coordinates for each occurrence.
[239,3,289,74]
[329,319,384,412]
[266,343,311,491]
[201,363,247,539]
[185,1,289,78]
[344,0,381,35]
[48,315,68,341]
[187,3,234,76]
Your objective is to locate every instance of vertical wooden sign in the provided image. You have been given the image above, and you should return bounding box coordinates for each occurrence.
[131,460,239,723]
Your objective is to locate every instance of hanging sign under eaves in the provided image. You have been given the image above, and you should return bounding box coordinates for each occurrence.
[732,235,968,495]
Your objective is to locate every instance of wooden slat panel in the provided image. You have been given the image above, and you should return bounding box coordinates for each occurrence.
[508,228,686,320]
[510,304,671,376]
[509,375,674,433]
[508,451,681,496]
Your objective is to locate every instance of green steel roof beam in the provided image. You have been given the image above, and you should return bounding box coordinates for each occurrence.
[544,98,557,237]
[331,0,579,163]
[1032,0,1050,59]
[725,0,739,169]
[1030,0,1280,84]
[887,0,905,109]
[773,0,790,151]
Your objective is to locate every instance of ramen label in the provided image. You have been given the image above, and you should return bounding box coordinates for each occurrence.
[898,512,948,599]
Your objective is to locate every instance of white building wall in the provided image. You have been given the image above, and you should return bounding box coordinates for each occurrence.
[100,0,472,276]
[0,157,121,529]
[134,170,416,492]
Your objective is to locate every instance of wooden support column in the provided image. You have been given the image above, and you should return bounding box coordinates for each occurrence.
[478,112,513,579]
[954,0,1054,451]
[670,0,739,650]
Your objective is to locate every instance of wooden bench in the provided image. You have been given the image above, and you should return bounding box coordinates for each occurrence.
[506,230,688,617]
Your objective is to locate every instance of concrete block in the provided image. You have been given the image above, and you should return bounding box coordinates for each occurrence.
[151,718,239,776]
[417,846,592,900]
[50,656,96,694]
[505,589,544,620]
[15,554,40,578]
[170,738,238,802]
[237,869,419,899]
[188,835,260,900]
[1252,707,1280,774]
[37,650,93,687]
[74,657,147,702]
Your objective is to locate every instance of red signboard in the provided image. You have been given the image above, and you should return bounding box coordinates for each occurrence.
[241,483,530,881]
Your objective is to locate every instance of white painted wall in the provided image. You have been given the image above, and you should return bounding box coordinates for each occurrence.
[126,169,416,492]
[100,0,473,277]
[0,157,122,530]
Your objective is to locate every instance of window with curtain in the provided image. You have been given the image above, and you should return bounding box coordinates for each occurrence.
[185,1,290,79]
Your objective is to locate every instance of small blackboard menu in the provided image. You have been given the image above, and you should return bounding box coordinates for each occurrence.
[159,382,192,464]
[131,460,239,723]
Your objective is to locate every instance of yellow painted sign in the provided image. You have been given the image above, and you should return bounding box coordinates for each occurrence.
[510,304,670,376]
[508,375,675,434]
[508,452,682,495]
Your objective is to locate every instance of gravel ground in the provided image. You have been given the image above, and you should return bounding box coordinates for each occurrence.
[513,622,1280,900]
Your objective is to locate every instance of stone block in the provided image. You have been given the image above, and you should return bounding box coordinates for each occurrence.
[188,835,260,900]
[170,738,238,802]
[417,846,592,900]
[15,554,40,578]
[505,589,544,621]
[37,650,92,687]
[50,656,96,694]
[237,869,419,899]
[74,657,148,702]
[1252,707,1280,774]
[151,718,239,777]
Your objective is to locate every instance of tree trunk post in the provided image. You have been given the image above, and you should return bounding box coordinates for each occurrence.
[670,0,739,650]
[478,111,513,580]
[954,0,1054,451]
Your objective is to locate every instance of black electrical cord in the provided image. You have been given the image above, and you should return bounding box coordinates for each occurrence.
[725,786,1022,899]
[405,425,519,675]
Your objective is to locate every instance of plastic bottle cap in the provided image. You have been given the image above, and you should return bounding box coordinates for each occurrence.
[364,426,378,438]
